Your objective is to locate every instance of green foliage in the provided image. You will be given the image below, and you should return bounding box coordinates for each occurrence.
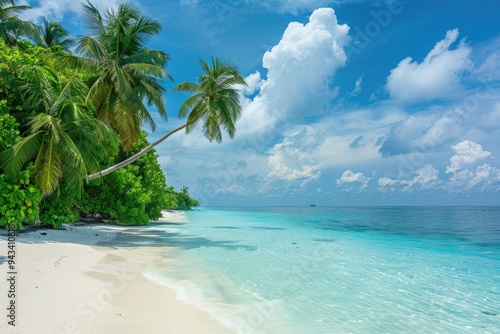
[0,165,42,229]
[173,56,247,143]
[82,164,151,225]
[81,132,166,225]
[164,186,179,210]
[126,131,167,220]
[0,0,37,45]
[36,18,74,52]
[0,86,42,230]
[0,47,119,197]
[39,192,78,229]
[0,101,20,151]
[66,1,171,150]
[164,186,199,211]
[0,5,204,229]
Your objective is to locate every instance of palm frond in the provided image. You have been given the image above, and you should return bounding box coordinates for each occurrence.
[35,136,62,196]
[75,36,107,62]
[173,82,199,94]
[177,94,201,119]
[81,0,105,38]
[0,131,42,178]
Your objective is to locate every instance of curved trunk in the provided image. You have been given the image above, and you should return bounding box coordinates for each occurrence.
[87,123,187,181]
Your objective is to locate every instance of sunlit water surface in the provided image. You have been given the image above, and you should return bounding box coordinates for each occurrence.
[144,206,500,333]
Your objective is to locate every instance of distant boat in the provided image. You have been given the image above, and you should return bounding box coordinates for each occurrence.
[310,204,316,207]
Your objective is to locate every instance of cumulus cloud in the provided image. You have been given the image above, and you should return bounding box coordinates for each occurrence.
[468,164,500,191]
[447,163,500,192]
[446,140,491,173]
[337,170,370,192]
[267,127,325,187]
[377,141,499,194]
[444,140,500,192]
[378,165,441,192]
[241,71,263,96]
[387,29,472,102]
[237,7,349,137]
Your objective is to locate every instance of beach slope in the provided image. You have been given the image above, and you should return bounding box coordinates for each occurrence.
[0,211,228,334]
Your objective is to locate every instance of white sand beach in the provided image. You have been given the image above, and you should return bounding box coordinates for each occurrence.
[0,211,229,334]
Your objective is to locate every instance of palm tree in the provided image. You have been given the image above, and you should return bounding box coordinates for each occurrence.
[1,65,118,196]
[64,1,171,150]
[0,0,36,45]
[87,56,247,181]
[36,18,74,52]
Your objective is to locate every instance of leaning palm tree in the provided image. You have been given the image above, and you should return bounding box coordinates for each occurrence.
[0,0,36,45]
[63,1,171,150]
[36,18,74,52]
[1,65,118,196]
[87,56,247,181]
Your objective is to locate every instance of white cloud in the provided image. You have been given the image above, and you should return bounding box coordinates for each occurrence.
[267,127,325,187]
[314,106,404,167]
[350,76,363,96]
[444,140,500,192]
[337,170,370,192]
[446,140,492,174]
[377,141,499,194]
[468,164,500,191]
[447,163,500,192]
[241,71,263,96]
[387,29,472,102]
[378,164,441,192]
[402,165,441,191]
[237,7,349,137]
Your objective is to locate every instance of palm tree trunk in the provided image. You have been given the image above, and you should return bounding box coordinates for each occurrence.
[87,123,187,181]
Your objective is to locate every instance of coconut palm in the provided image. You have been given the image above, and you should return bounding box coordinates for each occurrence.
[64,1,171,150]
[36,18,74,52]
[87,56,247,181]
[1,65,118,196]
[0,0,36,45]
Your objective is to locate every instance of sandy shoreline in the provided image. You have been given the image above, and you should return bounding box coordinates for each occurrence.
[0,211,229,334]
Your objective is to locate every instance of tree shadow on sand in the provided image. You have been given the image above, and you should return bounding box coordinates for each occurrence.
[3,222,257,251]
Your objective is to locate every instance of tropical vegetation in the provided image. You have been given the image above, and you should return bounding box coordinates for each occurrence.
[0,1,245,229]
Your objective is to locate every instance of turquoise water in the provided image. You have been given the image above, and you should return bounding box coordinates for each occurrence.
[144,207,500,333]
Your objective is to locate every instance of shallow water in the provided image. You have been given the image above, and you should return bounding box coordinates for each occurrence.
[144,207,500,333]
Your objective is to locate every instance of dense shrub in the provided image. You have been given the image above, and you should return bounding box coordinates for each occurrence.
[164,186,199,210]
[81,132,165,225]
[0,165,42,229]
[39,192,79,229]
[0,104,42,229]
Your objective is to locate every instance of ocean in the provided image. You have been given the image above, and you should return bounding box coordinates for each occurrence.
[144,206,500,333]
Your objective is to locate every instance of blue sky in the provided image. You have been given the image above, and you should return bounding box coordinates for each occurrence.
[21,0,500,206]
